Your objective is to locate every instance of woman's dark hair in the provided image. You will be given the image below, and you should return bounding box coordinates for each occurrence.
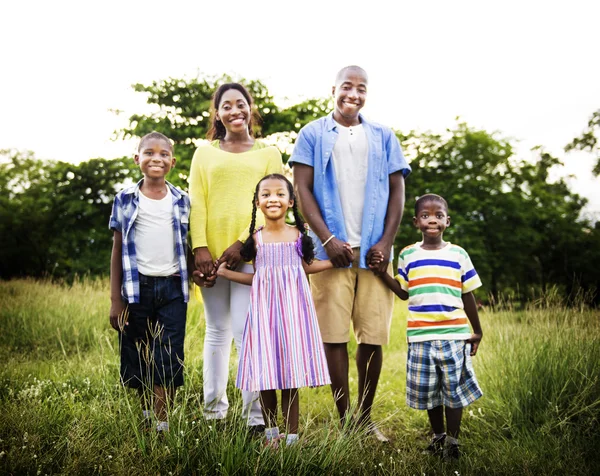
[240,174,315,263]
[206,82,261,141]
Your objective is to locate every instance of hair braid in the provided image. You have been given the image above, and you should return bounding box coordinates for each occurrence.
[292,202,315,264]
[240,185,260,262]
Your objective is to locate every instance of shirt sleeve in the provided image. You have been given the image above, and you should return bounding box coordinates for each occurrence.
[108,194,122,232]
[188,147,208,250]
[288,126,315,168]
[461,251,482,293]
[395,253,409,292]
[385,129,411,178]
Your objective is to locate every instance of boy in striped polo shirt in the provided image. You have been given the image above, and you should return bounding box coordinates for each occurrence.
[370,193,483,460]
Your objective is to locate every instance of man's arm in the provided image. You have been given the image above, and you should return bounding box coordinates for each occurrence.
[293,164,353,268]
[367,171,405,273]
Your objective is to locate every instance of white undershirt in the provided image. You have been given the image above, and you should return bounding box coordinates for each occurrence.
[331,121,369,247]
[134,187,179,276]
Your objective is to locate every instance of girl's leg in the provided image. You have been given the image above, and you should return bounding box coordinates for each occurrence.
[259,390,278,429]
[281,388,299,434]
[231,263,264,427]
[201,279,232,420]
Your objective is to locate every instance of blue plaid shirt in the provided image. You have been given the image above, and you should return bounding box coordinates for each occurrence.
[109,179,190,303]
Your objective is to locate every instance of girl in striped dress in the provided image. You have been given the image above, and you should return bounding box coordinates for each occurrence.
[216,174,344,447]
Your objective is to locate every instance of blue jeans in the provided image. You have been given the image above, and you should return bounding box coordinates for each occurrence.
[119,274,187,389]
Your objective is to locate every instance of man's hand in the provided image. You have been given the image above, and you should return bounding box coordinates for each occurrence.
[325,237,354,268]
[367,241,391,274]
[466,333,483,356]
[109,300,128,331]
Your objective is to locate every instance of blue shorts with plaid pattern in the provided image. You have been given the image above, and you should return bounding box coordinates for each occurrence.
[406,340,482,410]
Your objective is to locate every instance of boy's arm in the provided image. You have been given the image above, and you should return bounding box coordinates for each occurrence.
[216,261,254,286]
[379,271,409,300]
[109,231,127,331]
[462,291,483,356]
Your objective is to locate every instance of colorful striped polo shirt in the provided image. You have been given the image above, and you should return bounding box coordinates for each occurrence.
[396,242,482,343]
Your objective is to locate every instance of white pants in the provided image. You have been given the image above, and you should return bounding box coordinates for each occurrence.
[200,263,264,426]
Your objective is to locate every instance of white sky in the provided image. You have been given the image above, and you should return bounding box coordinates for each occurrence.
[1,0,599,217]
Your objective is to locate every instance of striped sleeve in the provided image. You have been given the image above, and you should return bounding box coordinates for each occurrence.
[396,252,409,291]
[461,251,482,293]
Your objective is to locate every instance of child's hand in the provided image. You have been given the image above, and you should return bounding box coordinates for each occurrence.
[367,251,385,275]
[466,332,482,356]
[109,300,128,331]
[216,261,229,277]
[192,269,217,288]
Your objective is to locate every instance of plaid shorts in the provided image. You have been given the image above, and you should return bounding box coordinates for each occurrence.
[406,340,482,410]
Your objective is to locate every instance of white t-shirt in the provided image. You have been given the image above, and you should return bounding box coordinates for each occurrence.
[134,187,179,276]
[331,121,369,247]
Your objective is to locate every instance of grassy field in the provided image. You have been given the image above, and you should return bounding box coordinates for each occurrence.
[1,278,599,475]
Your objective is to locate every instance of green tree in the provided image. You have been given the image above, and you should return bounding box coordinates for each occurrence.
[397,123,598,303]
[116,74,332,188]
[0,149,138,279]
[565,108,600,175]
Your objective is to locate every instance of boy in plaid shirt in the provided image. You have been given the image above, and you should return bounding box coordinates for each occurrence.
[109,131,190,433]
[370,194,483,460]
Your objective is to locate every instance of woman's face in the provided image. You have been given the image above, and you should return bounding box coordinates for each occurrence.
[216,88,251,134]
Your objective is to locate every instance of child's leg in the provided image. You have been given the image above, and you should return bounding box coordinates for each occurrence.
[427,406,445,434]
[281,388,299,434]
[154,385,176,423]
[445,406,463,439]
[259,390,278,429]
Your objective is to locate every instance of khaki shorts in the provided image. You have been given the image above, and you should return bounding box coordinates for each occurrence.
[310,249,394,345]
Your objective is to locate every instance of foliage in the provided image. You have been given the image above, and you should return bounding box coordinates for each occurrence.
[565,108,600,175]
[116,74,333,187]
[1,279,600,475]
[397,123,600,303]
[0,149,138,279]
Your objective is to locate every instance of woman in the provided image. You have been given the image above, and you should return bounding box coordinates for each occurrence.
[188,83,282,431]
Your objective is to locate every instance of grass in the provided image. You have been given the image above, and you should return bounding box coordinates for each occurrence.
[0,278,599,475]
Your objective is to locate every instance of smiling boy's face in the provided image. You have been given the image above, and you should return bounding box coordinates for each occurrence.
[134,137,175,179]
[332,67,368,127]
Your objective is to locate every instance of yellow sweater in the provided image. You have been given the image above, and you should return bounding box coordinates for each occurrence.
[188,140,283,259]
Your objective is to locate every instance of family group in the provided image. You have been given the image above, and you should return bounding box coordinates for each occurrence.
[108,65,483,460]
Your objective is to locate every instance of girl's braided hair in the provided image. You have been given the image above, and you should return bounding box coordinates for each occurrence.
[240,174,315,263]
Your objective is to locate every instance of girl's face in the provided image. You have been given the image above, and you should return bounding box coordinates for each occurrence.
[256,178,293,221]
[216,88,251,135]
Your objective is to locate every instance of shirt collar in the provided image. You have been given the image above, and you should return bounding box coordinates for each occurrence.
[325,112,368,131]
[123,179,183,201]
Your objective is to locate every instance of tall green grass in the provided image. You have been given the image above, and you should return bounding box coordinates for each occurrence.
[1,278,599,475]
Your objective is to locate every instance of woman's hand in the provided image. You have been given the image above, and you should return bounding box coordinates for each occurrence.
[192,269,217,288]
[218,240,243,271]
[194,247,215,277]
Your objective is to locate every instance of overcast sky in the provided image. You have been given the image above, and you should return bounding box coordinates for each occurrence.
[2,0,598,216]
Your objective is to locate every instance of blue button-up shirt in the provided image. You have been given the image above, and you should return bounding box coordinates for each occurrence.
[289,113,411,268]
[109,179,190,303]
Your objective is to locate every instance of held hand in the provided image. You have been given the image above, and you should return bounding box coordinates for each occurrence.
[194,247,215,277]
[367,250,385,276]
[216,261,229,278]
[218,241,243,271]
[367,241,391,274]
[466,332,483,356]
[325,237,354,268]
[192,269,217,288]
[109,300,128,332]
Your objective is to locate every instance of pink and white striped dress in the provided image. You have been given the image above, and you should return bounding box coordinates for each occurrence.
[236,229,331,391]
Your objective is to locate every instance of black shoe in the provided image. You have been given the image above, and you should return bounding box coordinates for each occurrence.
[423,434,446,457]
[444,443,460,461]
[248,424,266,437]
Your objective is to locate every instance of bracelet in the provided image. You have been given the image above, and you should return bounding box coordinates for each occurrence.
[322,235,335,247]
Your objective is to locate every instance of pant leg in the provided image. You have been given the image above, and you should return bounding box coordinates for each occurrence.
[201,277,232,420]
[230,263,264,426]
